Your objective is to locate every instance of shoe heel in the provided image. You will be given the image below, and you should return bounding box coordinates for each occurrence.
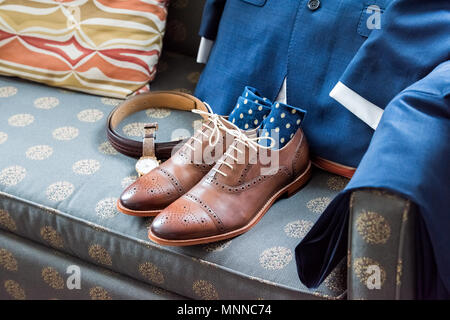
[284,162,312,198]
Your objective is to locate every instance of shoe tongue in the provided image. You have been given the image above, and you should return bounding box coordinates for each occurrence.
[259,102,306,149]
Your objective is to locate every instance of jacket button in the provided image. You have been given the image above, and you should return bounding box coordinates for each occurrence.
[307,0,320,11]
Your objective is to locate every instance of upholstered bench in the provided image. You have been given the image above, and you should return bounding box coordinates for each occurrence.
[0,0,414,300]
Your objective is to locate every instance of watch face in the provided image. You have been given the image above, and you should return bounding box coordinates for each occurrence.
[136,157,159,176]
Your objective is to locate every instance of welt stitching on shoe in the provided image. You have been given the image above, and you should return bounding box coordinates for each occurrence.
[184,193,225,231]
[157,167,184,194]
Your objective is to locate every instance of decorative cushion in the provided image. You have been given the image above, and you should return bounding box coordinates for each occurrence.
[0,0,169,98]
[0,56,348,299]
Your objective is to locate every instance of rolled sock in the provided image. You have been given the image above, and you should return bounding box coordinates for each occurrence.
[241,86,272,106]
[260,102,306,149]
[228,86,272,130]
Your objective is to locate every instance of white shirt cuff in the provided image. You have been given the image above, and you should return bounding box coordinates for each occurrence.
[330,81,384,130]
[196,37,214,64]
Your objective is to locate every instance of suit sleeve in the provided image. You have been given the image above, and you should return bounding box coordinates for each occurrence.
[330,0,450,130]
[199,0,227,40]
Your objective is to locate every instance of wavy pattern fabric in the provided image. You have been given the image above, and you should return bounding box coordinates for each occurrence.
[0,0,168,98]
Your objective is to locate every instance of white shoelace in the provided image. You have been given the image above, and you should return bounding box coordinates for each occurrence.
[212,119,275,178]
[188,102,275,177]
[187,102,226,152]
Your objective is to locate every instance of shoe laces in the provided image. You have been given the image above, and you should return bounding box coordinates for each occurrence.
[187,102,227,151]
[212,120,275,178]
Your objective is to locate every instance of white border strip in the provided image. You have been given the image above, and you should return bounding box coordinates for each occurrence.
[275,77,287,104]
[196,37,214,64]
[330,81,383,130]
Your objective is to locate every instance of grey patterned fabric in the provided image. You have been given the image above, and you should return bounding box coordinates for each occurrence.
[0,71,348,299]
[0,230,185,300]
[348,189,416,300]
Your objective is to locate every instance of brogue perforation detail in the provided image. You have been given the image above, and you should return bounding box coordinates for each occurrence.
[178,150,192,164]
[194,163,215,171]
[238,164,251,184]
[125,185,138,197]
[180,211,202,227]
[157,167,184,194]
[157,204,208,229]
[292,147,303,177]
[145,176,165,196]
[185,193,225,231]
[205,167,290,194]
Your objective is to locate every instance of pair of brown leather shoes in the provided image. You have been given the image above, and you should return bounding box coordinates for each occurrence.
[118,114,311,246]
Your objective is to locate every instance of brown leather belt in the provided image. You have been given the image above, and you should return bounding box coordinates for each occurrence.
[107,91,208,160]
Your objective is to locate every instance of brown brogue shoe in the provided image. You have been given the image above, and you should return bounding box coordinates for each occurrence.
[118,113,238,216]
[149,127,311,245]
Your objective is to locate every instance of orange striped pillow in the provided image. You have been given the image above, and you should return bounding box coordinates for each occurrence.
[0,0,169,98]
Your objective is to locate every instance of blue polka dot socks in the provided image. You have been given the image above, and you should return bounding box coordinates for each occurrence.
[228,86,272,130]
[260,102,306,149]
[227,86,306,149]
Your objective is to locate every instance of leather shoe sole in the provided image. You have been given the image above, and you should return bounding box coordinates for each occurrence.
[117,200,162,217]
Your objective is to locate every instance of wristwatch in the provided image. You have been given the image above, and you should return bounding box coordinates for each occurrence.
[135,123,160,176]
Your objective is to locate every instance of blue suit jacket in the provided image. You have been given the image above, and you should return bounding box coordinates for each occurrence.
[197,0,450,299]
[296,60,450,299]
[196,0,450,168]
